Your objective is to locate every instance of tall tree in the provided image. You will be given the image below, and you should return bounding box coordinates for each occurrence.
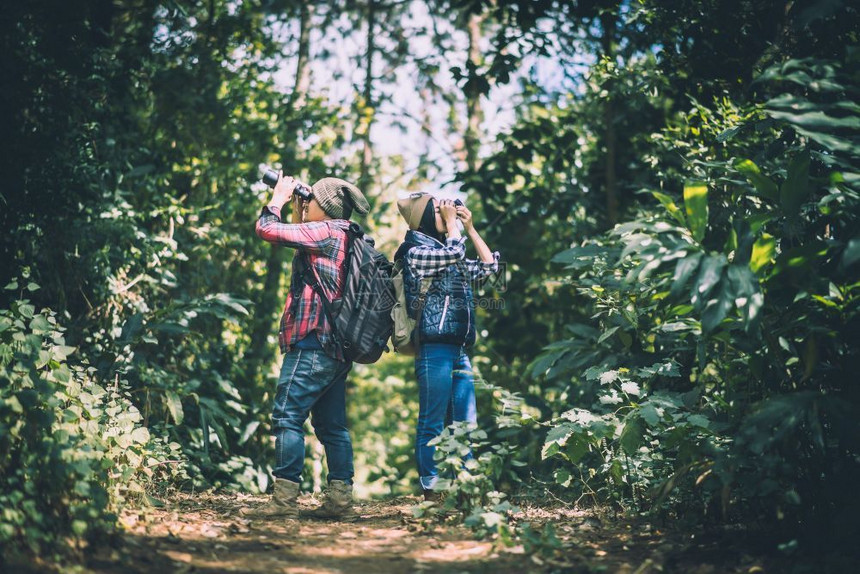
[246,3,316,384]
[599,7,619,226]
[464,11,485,174]
[357,0,377,224]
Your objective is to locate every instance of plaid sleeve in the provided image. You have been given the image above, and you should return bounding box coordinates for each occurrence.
[465,251,501,280]
[255,206,334,253]
[406,237,467,279]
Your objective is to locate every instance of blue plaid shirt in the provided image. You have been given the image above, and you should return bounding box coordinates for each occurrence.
[405,235,500,280]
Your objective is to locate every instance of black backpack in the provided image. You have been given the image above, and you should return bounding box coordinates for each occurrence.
[302,222,396,364]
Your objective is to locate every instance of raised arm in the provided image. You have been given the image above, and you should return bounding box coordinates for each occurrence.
[255,171,331,252]
[256,213,336,253]
[405,199,469,278]
[457,204,500,279]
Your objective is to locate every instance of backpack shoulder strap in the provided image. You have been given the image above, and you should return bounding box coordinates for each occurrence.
[399,256,431,317]
[301,222,355,300]
[299,226,354,342]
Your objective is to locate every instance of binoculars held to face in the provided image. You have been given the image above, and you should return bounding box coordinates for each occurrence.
[262,167,312,201]
[436,199,464,208]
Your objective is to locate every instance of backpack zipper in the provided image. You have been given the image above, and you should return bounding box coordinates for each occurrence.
[466,296,471,336]
[438,295,450,331]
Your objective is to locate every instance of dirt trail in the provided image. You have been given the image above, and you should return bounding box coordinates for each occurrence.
[88,493,531,574]
[74,493,775,573]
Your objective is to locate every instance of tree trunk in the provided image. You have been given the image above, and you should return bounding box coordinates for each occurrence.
[462,8,500,227]
[291,2,313,108]
[246,3,314,382]
[600,11,619,227]
[464,12,484,174]
[357,0,376,226]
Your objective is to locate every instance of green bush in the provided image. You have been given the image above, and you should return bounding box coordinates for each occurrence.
[413,381,532,544]
[0,280,184,564]
[530,54,860,548]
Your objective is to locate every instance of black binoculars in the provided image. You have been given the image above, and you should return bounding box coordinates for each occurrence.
[261,168,312,201]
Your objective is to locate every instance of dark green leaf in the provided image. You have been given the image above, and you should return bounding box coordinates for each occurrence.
[119,313,144,344]
[843,237,860,268]
[693,255,726,302]
[671,253,702,298]
[780,151,811,216]
[701,279,734,334]
[716,126,742,143]
[619,416,645,455]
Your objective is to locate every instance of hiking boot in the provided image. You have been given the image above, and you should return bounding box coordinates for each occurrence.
[239,478,300,520]
[305,480,358,522]
[423,489,441,502]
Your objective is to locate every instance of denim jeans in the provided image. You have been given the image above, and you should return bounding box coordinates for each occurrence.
[271,348,354,484]
[415,343,477,490]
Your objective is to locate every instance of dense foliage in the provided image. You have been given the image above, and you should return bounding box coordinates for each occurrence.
[2,0,858,567]
[1,279,184,561]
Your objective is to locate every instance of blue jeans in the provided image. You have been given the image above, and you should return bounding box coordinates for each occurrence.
[271,348,354,484]
[415,343,478,490]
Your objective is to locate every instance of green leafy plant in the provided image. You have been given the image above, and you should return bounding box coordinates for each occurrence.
[412,376,534,546]
[530,51,860,550]
[0,281,184,565]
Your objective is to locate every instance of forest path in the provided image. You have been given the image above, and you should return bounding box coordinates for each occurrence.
[79,493,765,573]
[90,493,532,573]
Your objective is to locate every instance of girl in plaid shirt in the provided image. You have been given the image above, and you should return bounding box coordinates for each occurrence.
[395,193,500,500]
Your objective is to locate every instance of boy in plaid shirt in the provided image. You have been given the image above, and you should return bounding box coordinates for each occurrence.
[241,172,369,524]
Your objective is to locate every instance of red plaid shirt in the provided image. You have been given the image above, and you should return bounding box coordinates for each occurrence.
[255,205,349,361]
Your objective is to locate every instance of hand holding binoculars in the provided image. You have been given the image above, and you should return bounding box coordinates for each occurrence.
[261,167,312,201]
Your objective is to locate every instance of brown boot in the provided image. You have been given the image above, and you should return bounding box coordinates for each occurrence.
[239,479,300,520]
[423,489,440,502]
[304,480,358,522]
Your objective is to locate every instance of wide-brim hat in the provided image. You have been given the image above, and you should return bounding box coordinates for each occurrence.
[396,193,434,230]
